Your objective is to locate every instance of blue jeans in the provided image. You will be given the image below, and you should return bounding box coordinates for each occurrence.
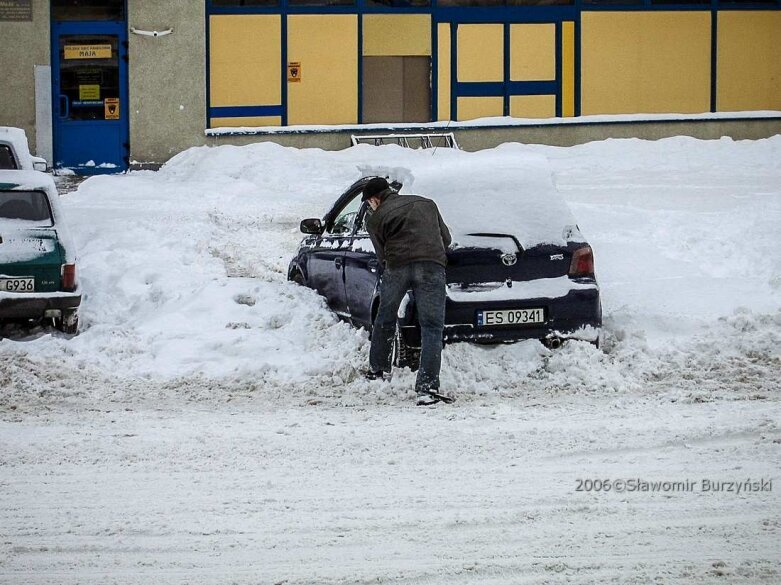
[369,261,446,391]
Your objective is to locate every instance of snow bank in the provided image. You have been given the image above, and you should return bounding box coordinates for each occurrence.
[1,136,779,405]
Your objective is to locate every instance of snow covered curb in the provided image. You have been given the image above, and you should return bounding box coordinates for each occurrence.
[205,110,781,136]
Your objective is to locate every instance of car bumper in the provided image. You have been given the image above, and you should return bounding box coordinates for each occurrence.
[0,290,82,320]
[400,285,602,345]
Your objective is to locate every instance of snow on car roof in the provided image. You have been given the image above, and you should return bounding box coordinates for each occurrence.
[0,169,77,263]
[378,151,583,249]
[0,126,34,171]
[0,169,57,193]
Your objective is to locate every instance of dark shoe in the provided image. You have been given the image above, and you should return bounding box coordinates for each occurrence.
[416,391,441,406]
[363,369,386,381]
[416,388,456,405]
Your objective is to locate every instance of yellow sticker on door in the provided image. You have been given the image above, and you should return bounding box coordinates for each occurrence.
[288,62,302,83]
[79,85,100,101]
[104,98,120,120]
[64,44,112,59]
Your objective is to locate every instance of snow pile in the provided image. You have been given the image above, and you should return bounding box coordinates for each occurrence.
[1,136,779,407]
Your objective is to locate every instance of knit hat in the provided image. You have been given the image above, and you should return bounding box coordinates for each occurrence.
[361,177,390,201]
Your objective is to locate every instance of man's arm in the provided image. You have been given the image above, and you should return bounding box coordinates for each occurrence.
[437,210,452,248]
[367,213,386,265]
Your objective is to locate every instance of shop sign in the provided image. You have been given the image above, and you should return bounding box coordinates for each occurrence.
[65,44,112,60]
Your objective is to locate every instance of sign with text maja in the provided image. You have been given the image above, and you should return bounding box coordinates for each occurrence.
[0,0,32,21]
[64,44,112,60]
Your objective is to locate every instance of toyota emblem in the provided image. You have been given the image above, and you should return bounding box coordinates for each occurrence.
[501,253,517,266]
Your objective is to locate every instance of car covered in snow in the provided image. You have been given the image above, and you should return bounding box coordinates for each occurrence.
[0,127,47,171]
[288,154,601,366]
[0,170,81,333]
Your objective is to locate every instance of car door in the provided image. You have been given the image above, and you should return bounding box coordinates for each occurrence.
[305,192,363,318]
[344,203,381,328]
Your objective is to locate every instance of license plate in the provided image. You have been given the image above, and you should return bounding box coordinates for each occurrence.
[0,277,35,292]
[477,307,544,326]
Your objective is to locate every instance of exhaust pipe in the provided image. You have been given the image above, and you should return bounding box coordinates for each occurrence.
[547,337,563,349]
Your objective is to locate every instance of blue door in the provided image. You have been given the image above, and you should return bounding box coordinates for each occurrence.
[51,20,129,174]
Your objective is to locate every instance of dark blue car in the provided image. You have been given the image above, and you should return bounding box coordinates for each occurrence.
[288,160,601,368]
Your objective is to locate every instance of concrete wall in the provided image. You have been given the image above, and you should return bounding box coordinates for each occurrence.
[204,118,781,153]
[0,0,50,155]
[127,0,206,163]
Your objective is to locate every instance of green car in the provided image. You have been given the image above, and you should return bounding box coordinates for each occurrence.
[0,170,81,334]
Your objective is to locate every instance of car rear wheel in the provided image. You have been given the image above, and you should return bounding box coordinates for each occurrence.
[291,270,305,286]
[55,308,79,335]
[393,325,421,372]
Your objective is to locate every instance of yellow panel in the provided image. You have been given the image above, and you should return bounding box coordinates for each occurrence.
[210,15,281,107]
[510,24,555,81]
[363,15,431,57]
[210,116,282,128]
[510,95,556,118]
[438,23,451,121]
[581,12,711,115]
[562,21,575,117]
[717,12,781,111]
[287,15,358,125]
[457,97,503,121]
[457,24,503,83]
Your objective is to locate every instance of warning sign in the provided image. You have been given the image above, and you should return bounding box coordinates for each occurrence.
[288,62,301,83]
[79,84,100,101]
[65,44,112,60]
[104,98,120,120]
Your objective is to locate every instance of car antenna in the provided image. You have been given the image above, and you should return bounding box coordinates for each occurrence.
[431,118,454,157]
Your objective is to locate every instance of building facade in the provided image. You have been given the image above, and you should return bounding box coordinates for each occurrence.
[0,0,779,173]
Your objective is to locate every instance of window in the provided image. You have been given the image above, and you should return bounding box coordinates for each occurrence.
[365,0,431,6]
[0,191,54,225]
[0,145,18,170]
[52,0,124,21]
[211,0,279,6]
[437,0,503,6]
[330,194,363,235]
[288,0,355,5]
[506,0,573,5]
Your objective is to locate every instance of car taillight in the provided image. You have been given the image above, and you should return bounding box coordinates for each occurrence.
[62,264,77,291]
[569,246,594,277]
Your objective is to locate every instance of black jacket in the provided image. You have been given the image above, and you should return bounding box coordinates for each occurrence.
[366,191,452,270]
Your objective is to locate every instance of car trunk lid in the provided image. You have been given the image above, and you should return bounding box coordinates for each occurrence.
[447,234,570,287]
[0,227,63,292]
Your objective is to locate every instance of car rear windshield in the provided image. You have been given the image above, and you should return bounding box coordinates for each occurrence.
[0,145,18,169]
[0,191,54,225]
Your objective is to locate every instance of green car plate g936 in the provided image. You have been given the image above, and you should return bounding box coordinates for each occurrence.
[0,170,81,334]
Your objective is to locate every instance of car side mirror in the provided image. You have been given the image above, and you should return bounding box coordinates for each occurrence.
[33,160,47,171]
[300,218,323,234]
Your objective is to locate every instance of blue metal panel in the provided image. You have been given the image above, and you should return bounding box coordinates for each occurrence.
[51,18,129,175]
[710,4,718,112]
[457,81,558,96]
[358,13,364,123]
[450,22,458,120]
[282,13,289,125]
[555,20,562,116]
[503,21,510,115]
[209,105,284,118]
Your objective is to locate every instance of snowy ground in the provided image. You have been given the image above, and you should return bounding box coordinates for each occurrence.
[1,136,779,583]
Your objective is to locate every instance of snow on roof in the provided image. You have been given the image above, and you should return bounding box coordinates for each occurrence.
[0,169,56,193]
[369,150,583,249]
[0,126,34,171]
[0,169,76,262]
